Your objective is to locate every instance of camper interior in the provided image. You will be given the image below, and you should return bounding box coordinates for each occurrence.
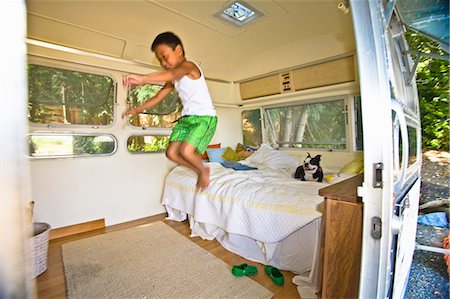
[5,0,447,298]
[26,0,360,230]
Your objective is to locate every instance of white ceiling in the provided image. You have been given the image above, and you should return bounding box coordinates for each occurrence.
[26,0,355,82]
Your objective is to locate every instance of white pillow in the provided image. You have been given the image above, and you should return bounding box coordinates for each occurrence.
[242,144,300,170]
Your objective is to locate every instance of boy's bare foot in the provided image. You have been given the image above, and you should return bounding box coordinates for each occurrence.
[196,166,210,190]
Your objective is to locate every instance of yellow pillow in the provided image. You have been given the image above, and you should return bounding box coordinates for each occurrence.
[222,147,241,162]
[339,156,364,174]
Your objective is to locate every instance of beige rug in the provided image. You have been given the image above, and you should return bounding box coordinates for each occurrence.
[62,221,273,299]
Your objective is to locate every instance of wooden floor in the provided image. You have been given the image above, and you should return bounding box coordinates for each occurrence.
[35,214,301,299]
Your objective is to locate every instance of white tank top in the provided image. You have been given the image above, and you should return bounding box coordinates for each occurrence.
[174,62,216,116]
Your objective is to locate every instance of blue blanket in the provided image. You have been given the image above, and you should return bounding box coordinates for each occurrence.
[221,160,257,171]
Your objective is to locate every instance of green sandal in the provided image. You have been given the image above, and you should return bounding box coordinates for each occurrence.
[264,265,284,286]
[231,263,258,277]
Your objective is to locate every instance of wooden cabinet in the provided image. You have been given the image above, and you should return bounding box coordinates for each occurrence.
[319,174,363,299]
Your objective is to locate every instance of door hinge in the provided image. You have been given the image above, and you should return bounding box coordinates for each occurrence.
[373,162,383,188]
[371,217,382,239]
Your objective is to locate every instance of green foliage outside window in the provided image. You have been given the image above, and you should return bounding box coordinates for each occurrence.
[29,134,116,158]
[265,100,346,149]
[72,135,116,155]
[28,64,114,125]
[406,30,449,150]
[127,135,169,153]
[242,109,262,147]
[127,84,182,128]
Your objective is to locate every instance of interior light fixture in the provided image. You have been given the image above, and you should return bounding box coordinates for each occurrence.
[214,1,264,27]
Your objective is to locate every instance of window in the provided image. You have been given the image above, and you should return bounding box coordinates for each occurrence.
[392,108,403,182]
[265,99,347,149]
[386,18,420,114]
[242,109,262,147]
[28,64,115,126]
[392,109,420,191]
[396,0,449,48]
[224,2,255,22]
[407,126,418,166]
[126,84,182,128]
[28,134,116,158]
[127,135,169,153]
[354,96,364,151]
[214,1,264,27]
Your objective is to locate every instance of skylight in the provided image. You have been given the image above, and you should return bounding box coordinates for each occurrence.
[224,2,255,22]
[214,1,263,27]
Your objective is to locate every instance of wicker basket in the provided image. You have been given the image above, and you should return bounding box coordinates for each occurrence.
[30,222,51,278]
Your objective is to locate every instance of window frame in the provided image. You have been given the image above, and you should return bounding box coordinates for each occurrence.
[27,132,118,159]
[261,96,351,151]
[27,58,117,129]
[351,95,364,151]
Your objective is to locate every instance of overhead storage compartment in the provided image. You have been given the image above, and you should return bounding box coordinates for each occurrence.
[239,55,355,100]
[27,13,126,58]
[292,56,355,91]
[239,74,281,100]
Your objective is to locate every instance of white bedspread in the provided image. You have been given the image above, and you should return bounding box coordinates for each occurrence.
[162,163,348,243]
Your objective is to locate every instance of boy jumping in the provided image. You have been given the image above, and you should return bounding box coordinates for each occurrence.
[122,32,217,189]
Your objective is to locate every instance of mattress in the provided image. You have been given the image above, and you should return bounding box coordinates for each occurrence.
[162,163,335,243]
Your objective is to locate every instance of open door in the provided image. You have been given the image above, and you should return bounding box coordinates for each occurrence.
[389,2,448,296]
[350,0,448,297]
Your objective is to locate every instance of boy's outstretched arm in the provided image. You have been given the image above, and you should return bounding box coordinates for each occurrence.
[123,61,198,86]
[121,82,173,119]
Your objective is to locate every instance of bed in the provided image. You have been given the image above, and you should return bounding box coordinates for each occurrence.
[161,144,356,295]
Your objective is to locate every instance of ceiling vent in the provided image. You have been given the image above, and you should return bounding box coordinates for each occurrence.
[214,1,264,28]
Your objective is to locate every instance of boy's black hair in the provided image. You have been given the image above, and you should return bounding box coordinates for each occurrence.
[151,32,185,55]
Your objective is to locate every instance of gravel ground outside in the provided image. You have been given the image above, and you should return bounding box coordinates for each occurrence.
[405,151,449,299]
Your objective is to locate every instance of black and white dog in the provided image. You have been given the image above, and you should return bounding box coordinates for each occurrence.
[295,153,323,182]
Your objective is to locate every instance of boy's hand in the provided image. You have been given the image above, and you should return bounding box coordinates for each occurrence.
[123,74,143,86]
[121,108,136,120]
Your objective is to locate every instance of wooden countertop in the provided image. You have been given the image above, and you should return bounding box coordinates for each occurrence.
[319,174,363,203]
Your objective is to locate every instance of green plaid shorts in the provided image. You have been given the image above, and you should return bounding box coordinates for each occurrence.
[169,115,217,154]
